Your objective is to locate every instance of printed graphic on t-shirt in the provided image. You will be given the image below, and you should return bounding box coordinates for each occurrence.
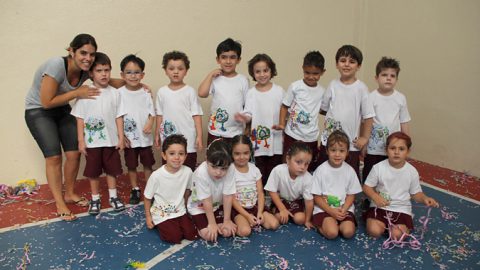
[151,203,178,218]
[209,108,229,132]
[288,104,312,130]
[85,117,106,143]
[321,118,343,145]
[189,187,220,211]
[251,125,271,150]
[379,191,391,202]
[236,186,258,208]
[161,120,177,139]
[124,117,139,141]
[368,124,390,153]
[327,195,341,207]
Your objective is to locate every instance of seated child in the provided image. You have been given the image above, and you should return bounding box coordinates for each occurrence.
[363,132,439,240]
[187,139,237,242]
[71,52,126,215]
[264,141,314,229]
[144,134,197,244]
[231,135,279,237]
[311,131,362,239]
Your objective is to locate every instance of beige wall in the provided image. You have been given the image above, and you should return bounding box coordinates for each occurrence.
[1,0,478,186]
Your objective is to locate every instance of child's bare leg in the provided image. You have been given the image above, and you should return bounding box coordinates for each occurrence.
[262,211,279,230]
[106,174,117,190]
[128,170,138,188]
[63,150,81,202]
[274,213,285,224]
[366,218,386,238]
[89,178,100,197]
[144,166,153,181]
[218,223,233,238]
[234,215,252,237]
[319,217,339,239]
[391,224,409,240]
[339,220,356,239]
[292,212,306,225]
[197,228,210,241]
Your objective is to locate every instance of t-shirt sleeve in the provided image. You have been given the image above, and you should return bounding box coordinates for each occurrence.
[364,164,379,187]
[253,165,262,182]
[282,83,295,107]
[242,89,255,117]
[143,173,159,200]
[399,94,411,123]
[155,90,163,115]
[264,167,279,192]
[70,99,85,119]
[195,174,212,201]
[43,58,66,83]
[146,91,156,116]
[310,169,323,196]
[115,90,127,118]
[186,167,193,190]
[302,174,314,200]
[189,87,204,116]
[408,167,422,195]
[361,87,375,119]
[222,166,237,195]
[347,168,363,195]
[320,83,333,112]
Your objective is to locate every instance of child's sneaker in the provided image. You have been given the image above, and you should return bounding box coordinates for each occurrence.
[88,199,101,215]
[129,189,141,205]
[110,197,126,212]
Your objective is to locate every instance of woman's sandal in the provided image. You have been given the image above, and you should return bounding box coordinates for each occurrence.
[65,197,89,207]
[57,212,78,222]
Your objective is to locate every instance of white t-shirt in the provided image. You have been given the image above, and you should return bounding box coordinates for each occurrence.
[242,84,284,156]
[155,85,203,153]
[283,80,325,142]
[234,163,262,209]
[311,162,362,215]
[119,87,155,148]
[187,162,236,215]
[143,165,193,225]
[367,89,411,155]
[364,159,422,216]
[71,85,125,148]
[320,79,375,151]
[208,74,249,138]
[264,164,313,201]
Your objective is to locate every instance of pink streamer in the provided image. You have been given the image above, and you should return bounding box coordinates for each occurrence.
[78,251,96,263]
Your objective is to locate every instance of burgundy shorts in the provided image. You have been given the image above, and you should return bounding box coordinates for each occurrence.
[162,152,197,171]
[191,206,226,230]
[362,154,387,181]
[84,147,122,178]
[318,145,361,180]
[312,211,357,227]
[283,133,319,172]
[124,146,155,170]
[255,155,282,186]
[270,199,305,215]
[156,214,198,244]
[364,208,414,230]
[232,205,259,219]
[207,133,233,146]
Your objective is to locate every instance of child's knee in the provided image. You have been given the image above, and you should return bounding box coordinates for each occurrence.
[265,218,280,230]
[340,226,356,239]
[236,225,251,237]
[321,226,339,239]
[292,213,305,225]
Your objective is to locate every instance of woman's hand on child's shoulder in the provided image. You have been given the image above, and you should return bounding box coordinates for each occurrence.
[77,85,100,99]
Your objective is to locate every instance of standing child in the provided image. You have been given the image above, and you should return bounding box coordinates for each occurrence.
[198,38,249,145]
[320,45,375,179]
[362,57,411,182]
[71,52,126,215]
[235,53,284,184]
[311,131,362,239]
[144,134,198,244]
[119,54,156,204]
[231,135,279,237]
[155,51,203,171]
[363,132,439,240]
[278,51,326,172]
[187,139,237,242]
[264,142,314,229]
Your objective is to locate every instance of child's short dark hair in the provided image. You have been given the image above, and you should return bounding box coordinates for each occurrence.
[162,134,187,153]
[303,51,325,70]
[120,54,145,71]
[248,53,277,81]
[207,139,233,167]
[216,38,242,58]
[335,45,363,65]
[376,57,400,76]
[162,51,190,70]
[386,132,412,149]
[327,130,350,150]
[90,52,111,70]
[287,141,312,157]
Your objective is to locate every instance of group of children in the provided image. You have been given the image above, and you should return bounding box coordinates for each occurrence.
[71,37,439,244]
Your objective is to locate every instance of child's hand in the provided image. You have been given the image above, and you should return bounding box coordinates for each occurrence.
[77,85,100,99]
[271,124,284,131]
[154,134,162,149]
[116,138,125,151]
[210,68,223,78]
[141,84,152,94]
[373,195,390,208]
[78,140,87,156]
[124,136,131,148]
[256,212,264,225]
[220,220,237,236]
[206,223,220,242]
[278,209,293,224]
[424,197,439,207]
[247,214,259,227]
[195,136,203,151]
[304,220,314,230]
[143,124,152,134]
[330,208,346,221]
[353,136,368,150]
[145,216,155,229]
[234,112,251,123]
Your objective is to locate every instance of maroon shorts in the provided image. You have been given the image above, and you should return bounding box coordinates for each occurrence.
[156,214,198,244]
[84,147,122,178]
[364,208,414,230]
[283,133,319,172]
[318,145,361,180]
[191,206,226,230]
[124,146,155,170]
[232,205,259,219]
[362,154,387,181]
[312,211,357,227]
[207,133,233,146]
[270,199,305,215]
[162,152,197,171]
[254,155,282,186]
